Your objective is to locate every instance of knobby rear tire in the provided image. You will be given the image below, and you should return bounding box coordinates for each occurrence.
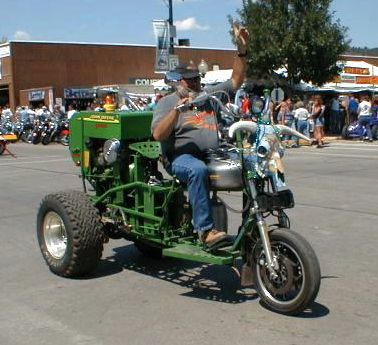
[37,191,104,277]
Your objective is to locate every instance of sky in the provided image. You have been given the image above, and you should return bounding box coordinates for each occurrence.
[0,0,377,49]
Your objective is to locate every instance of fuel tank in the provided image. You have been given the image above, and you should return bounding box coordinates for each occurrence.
[205,150,243,191]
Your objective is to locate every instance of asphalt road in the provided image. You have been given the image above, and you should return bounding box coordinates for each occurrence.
[0,140,377,345]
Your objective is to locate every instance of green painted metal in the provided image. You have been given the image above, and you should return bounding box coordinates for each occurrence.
[67,109,249,266]
[163,243,235,265]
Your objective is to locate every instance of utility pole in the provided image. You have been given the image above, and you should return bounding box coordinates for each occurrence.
[168,0,174,53]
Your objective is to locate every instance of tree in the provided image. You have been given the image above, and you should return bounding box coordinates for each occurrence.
[1,36,8,44]
[231,0,349,86]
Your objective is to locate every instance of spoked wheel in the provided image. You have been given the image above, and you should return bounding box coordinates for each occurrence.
[252,228,321,315]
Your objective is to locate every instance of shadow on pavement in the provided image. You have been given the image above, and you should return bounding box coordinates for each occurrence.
[91,243,258,304]
[89,244,330,314]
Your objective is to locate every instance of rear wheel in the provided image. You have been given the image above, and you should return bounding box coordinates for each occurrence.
[252,228,320,315]
[37,191,105,277]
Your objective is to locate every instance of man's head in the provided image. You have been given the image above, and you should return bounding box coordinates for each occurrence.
[171,63,201,93]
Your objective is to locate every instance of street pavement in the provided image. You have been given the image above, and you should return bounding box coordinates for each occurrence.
[0,141,377,345]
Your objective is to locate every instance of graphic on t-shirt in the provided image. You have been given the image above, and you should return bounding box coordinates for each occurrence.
[183,110,217,131]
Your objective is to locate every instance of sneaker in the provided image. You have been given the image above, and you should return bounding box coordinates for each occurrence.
[201,229,228,247]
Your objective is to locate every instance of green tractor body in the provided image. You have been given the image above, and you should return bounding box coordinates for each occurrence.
[68,110,235,265]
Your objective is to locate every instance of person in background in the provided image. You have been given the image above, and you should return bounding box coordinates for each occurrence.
[357,95,372,142]
[278,97,295,146]
[67,104,77,120]
[53,105,66,121]
[241,94,251,117]
[293,101,310,147]
[348,95,359,123]
[311,95,326,148]
[330,95,340,134]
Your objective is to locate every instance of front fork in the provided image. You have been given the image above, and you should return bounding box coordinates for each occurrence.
[248,180,279,279]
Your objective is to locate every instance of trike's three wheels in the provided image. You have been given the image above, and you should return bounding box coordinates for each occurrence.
[37,191,104,277]
[252,228,321,315]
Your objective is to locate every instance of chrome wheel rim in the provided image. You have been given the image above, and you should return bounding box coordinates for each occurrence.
[43,211,67,259]
[256,241,305,306]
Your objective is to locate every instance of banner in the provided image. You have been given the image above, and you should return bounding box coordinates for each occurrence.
[152,20,170,73]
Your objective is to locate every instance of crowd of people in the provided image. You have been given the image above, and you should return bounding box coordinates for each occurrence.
[238,93,378,147]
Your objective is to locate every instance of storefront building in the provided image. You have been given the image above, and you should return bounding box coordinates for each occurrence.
[1,40,378,111]
[0,41,235,110]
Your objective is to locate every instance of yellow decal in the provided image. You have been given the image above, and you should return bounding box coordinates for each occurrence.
[84,114,119,123]
[83,151,90,168]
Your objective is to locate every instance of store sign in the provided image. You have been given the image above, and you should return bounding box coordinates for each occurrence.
[153,20,170,72]
[340,75,356,83]
[29,90,45,101]
[128,78,160,85]
[344,67,370,75]
[64,88,94,99]
[356,76,378,85]
[0,45,10,58]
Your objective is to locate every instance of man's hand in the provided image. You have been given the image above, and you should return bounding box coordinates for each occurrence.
[233,23,249,54]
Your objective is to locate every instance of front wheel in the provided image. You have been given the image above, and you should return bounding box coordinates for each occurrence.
[252,228,321,315]
[41,134,51,145]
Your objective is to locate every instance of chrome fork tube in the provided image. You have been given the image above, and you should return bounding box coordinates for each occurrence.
[248,180,278,278]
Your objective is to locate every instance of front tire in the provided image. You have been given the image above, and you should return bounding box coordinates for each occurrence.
[252,228,320,315]
[37,191,104,277]
[41,134,51,145]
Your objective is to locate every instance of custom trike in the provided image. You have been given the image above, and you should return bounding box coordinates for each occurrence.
[37,89,320,315]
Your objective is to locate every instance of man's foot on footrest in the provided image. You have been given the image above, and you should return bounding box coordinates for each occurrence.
[201,229,232,251]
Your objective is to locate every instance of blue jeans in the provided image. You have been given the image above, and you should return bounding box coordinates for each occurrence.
[295,120,309,145]
[166,154,213,233]
[359,116,372,140]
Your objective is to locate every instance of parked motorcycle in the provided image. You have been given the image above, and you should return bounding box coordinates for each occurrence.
[341,116,378,140]
[32,119,46,145]
[41,118,70,146]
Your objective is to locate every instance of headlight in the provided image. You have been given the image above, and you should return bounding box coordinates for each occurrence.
[256,138,271,158]
[103,139,120,165]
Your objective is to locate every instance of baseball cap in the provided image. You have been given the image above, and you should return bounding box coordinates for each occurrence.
[171,63,200,79]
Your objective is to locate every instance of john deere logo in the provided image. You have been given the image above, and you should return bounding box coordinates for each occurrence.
[84,114,119,123]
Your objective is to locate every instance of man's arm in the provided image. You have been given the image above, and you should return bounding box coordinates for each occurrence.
[152,97,189,141]
[231,24,249,89]
[153,107,180,141]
